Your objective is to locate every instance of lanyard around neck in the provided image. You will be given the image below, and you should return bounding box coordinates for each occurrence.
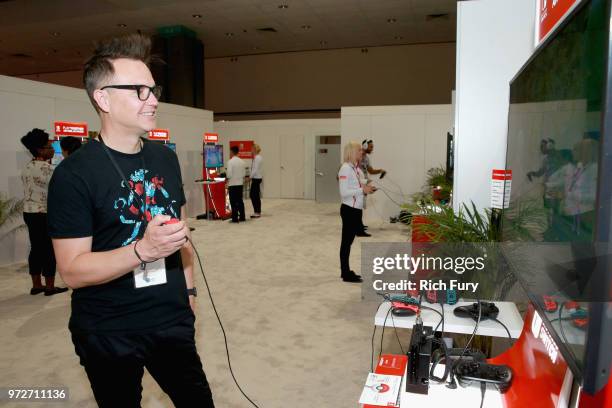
[98,134,148,224]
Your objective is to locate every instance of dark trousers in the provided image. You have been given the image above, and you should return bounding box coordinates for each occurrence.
[72,316,214,408]
[23,212,56,277]
[250,178,262,214]
[340,204,362,277]
[228,185,245,222]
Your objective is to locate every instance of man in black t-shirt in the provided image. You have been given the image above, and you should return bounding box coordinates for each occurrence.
[48,34,214,407]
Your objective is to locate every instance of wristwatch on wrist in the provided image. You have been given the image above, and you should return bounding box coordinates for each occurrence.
[187,287,197,297]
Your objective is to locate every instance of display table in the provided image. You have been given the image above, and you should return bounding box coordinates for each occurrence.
[374,301,523,338]
[398,363,504,407]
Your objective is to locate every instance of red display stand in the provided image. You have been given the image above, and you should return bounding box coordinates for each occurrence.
[202,181,228,219]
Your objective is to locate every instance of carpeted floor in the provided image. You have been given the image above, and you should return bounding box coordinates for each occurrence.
[0,198,409,408]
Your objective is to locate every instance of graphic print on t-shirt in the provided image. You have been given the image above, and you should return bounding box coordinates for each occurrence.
[114,168,179,246]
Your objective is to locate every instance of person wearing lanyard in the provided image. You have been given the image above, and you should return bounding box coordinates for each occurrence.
[249,143,263,218]
[47,35,215,407]
[338,141,376,283]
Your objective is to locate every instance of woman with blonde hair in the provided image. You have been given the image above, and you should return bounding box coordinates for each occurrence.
[250,143,263,218]
[338,141,376,282]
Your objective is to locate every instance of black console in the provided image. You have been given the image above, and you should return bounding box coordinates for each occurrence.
[453,302,499,321]
[453,361,512,393]
[406,320,433,395]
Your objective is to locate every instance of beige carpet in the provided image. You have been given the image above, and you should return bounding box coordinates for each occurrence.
[0,199,409,408]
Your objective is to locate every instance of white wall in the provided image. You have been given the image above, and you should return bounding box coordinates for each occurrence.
[214,119,341,200]
[453,0,536,212]
[341,105,453,223]
[0,74,213,266]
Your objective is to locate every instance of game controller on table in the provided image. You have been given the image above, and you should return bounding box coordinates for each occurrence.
[453,302,499,321]
[453,361,513,393]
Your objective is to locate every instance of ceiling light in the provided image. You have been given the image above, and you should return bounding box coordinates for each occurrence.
[51,31,60,37]
[253,46,260,50]
[225,32,235,37]
[278,4,288,9]
[394,36,403,40]
[320,40,327,46]
[192,14,202,19]
[301,25,311,30]
[387,18,397,23]
[117,23,127,28]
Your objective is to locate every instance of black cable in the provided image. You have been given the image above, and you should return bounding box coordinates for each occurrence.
[461,300,482,358]
[480,382,486,408]
[188,238,261,408]
[379,306,393,362]
[389,309,405,355]
[420,304,444,331]
[371,301,386,372]
[493,318,512,341]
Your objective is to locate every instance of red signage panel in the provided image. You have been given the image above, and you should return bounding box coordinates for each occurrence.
[204,132,219,143]
[147,129,170,140]
[54,121,88,137]
[230,140,254,159]
[538,0,581,42]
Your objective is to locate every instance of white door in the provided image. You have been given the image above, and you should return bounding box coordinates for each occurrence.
[315,136,341,203]
[280,133,305,199]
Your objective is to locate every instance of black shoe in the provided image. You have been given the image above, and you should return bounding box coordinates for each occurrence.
[250,214,261,218]
[30,287,45,295]
[341,271,363,283]
[44,287,69,296]
[356,232,371,237]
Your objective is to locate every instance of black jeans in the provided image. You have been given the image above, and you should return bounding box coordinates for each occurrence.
[340,204,362,277]
[250,178,262,214]
[23,212,56,277]
[228,185,245,222]
[72,316,214,408]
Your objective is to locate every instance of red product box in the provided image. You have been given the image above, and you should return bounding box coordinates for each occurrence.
[363,354,408,408]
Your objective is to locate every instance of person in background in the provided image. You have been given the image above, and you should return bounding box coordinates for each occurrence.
[357,139,386,237]
[20,128,68,296]
[338,141,376,283]
[227,145,246,223]
[60,136,82,158]
[249,144,263,218]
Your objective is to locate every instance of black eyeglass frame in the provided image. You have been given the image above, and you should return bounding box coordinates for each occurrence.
[100,84,162,101]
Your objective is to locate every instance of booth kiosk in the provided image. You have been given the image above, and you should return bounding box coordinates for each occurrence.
[52,121,89,166]
[197,132,229,220]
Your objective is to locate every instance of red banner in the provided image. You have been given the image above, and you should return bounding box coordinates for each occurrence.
[230,140,254,159]
[54,121,88,137]
[147,129,170,140]
[204,132,219,143]
[538,0,580,42]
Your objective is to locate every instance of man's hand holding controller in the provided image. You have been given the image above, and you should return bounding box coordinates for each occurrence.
[136,215,190,262]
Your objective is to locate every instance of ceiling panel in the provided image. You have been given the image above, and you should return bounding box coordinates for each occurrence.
[0,0,457,75]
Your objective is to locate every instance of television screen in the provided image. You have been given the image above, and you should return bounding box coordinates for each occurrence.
[51,139,63,166]
[204,144,223,168]
[502,0,610,390]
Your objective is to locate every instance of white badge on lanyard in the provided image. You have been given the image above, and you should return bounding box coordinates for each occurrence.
[134,258,167,289]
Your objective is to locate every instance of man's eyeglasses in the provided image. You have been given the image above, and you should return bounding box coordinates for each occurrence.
[100,84,162,101]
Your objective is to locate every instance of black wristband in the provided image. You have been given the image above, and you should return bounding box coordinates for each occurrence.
[134,240,155,269]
